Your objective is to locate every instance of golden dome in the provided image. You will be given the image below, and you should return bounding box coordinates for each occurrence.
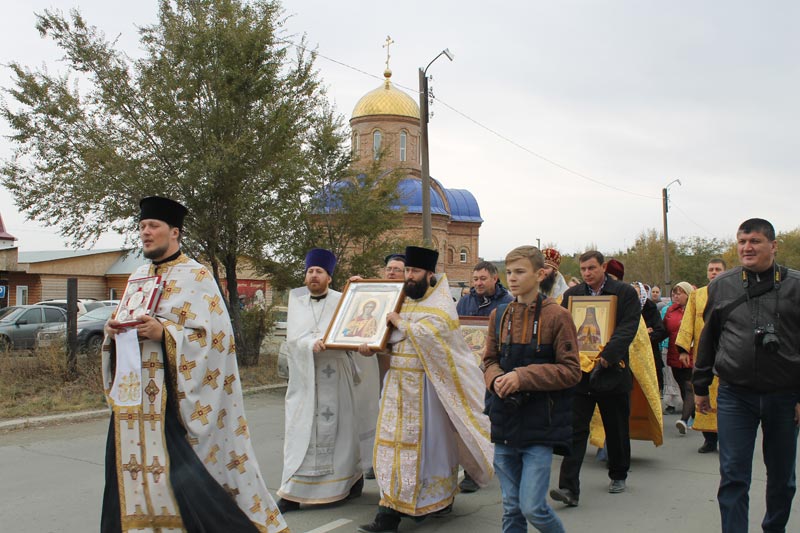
[351,70,419,120]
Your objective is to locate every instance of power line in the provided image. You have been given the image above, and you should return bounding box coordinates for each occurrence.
[281,38,661,201]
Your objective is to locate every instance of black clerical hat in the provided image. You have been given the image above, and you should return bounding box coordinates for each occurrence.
[404,246,438,272]
[139,196,188,229]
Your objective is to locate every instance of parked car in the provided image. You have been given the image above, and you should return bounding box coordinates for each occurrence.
[34,299,105,317]
[36,305,114,355]
[98,300,121,307]
[0,305,68,351]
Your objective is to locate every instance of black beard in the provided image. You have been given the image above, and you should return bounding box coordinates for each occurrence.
[143,244,169,260]
[404,276,429,300]
[540,271,557,294]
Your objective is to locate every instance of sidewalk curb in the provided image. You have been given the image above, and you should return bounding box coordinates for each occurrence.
[0,383,288,433]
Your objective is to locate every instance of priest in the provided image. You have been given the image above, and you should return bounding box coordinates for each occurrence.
[277,248,379,513]
[101,196,287,532]
[358,246,494,533]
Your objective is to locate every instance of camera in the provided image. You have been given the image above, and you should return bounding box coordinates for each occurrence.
[503,391,530,409]
[754,324,780,353]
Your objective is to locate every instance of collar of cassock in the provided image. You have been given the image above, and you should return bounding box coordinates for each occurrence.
[310,292,328,301]
[152,249,182,266]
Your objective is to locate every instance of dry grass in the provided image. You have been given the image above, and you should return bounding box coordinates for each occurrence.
[0,346,283,420]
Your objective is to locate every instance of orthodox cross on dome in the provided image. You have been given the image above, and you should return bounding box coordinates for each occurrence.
[383,35,395,72]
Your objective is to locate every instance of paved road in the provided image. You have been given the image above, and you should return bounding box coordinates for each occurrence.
[1,388,798,532]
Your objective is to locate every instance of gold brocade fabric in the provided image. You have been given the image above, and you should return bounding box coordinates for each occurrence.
[590,317,664,447]
[374,274,493,516]
[102,254,288,533]
[675,286,718,432]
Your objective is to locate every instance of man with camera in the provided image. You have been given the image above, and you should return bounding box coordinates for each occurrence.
[693,218,800,533]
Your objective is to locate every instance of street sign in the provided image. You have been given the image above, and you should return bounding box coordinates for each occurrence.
[0,285,7,299]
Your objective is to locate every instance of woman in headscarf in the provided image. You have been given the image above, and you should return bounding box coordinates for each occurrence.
[663,282,695,435]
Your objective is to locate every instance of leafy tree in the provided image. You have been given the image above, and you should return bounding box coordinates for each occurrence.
[1,0,333,365]
[673,236,731,286]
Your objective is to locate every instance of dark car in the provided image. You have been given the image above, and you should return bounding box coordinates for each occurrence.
[36,305,114,355]
[0,305,68,351]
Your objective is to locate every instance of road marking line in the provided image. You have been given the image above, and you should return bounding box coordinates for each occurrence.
[305,518,353,533]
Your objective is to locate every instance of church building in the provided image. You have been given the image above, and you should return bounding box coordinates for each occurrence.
[348,65,482,287]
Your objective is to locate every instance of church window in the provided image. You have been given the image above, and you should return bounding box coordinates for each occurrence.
[448,248,455,264]
[373,130,382,160]
[352,132,359,154]
[460,248,468,263]
[399,130,407,161]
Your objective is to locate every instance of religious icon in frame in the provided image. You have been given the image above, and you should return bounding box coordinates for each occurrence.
[459,316,490,363]
[114,276,164,327]
[323,279,405,350]
[567,295,617,354]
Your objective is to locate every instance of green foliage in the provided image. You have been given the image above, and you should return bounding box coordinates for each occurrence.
[777,229,800,269]
[237,304,275,366]
[1,0,341,362]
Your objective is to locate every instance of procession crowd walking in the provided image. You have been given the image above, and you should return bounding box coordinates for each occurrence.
[99,199,799,533]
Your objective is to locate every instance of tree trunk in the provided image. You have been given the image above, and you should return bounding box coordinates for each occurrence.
[223,255,253,366]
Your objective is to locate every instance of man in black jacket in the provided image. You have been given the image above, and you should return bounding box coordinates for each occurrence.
[693,218,800,533]
[550,251,641,506]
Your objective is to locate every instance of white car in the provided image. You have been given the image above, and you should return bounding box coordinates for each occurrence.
[34,299,105,316]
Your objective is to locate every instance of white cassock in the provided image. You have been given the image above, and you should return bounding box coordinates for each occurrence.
[279,287,380,504]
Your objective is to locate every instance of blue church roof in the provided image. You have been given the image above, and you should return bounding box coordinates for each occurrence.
[313,175,482,223]
[395,178,449,216]
[444,189,483,222]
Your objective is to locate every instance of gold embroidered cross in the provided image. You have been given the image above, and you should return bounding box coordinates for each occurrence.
[204,294,224,315]
[146,456,165,483]
[123,454,143,480]
[235,416,249,438]
[211,331,226,353]
[178,354,197,380]
[191,401,213,425]
[223,374,236,394]
[144,379,159,404]
[187,435,199,446]
[249,494,262,514]
[266,509,282,527]
[188,329,207,347]
[161,280,181,300]
[191,267,212,282]
[228,340,236,354]
[205,444,220,465]
[143,404,162,431]
[226,451,249,474]
[217,408,228,429]
[203,368,220,389]
[120,408,139,430]
[223,484,240,499]
[171,302,197,326]
[143,352,163,379]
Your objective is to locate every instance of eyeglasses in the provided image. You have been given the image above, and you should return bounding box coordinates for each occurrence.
[385,267,404,273]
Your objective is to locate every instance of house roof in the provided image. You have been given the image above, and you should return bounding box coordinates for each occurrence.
[17,249,123,263]
[105,250,148,275]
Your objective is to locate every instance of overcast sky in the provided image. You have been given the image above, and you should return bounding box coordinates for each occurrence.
[1,1,798,260]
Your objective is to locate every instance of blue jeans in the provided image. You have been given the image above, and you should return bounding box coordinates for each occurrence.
[494,443,565,533]
[716,383,799,533]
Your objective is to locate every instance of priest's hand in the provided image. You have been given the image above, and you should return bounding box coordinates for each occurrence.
[386,312,401,327]
[357,343,377,356]
[494,371,521,399]
[135,315,164,342]
[104,319,124,339]
[313,339,326,353]
[349,275,364,282]
[695,395,711,415]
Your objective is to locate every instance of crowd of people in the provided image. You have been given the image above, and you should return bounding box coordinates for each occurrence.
[101,199,799,533]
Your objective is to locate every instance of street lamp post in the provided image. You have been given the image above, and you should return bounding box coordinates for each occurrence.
[419,48,453,247]
[662,179,681,295]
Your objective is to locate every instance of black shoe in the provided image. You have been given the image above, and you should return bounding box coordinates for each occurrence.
[549,488,579,507]
[432,503,453,517]
[357,513,401,533]
[698,442,718,454]
[608,480,626,494]
[347,476,364,499]
[365,467,376,480]
[459,473,479,493]
[276,497,300,513]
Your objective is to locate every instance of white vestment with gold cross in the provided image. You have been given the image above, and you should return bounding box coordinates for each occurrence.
[279,287,380,504]
[375,274,494,516]
[102,254,287,533]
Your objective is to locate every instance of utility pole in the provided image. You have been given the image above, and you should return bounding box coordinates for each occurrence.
[419,68,431,247]
[662,179,681,295]
[418,48,453,248]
